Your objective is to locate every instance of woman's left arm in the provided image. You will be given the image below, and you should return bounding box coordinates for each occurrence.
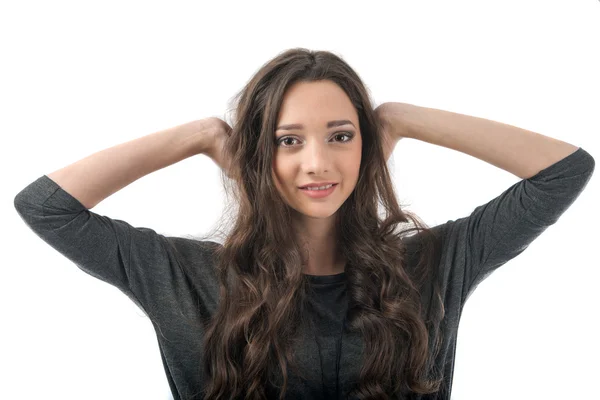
[376,102,580,179]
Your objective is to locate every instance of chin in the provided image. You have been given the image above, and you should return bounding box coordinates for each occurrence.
[298,207,339,219]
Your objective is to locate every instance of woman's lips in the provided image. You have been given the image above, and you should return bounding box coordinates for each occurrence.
[299,183,338,199]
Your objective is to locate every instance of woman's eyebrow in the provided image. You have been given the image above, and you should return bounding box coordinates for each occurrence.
[276,120,355,131]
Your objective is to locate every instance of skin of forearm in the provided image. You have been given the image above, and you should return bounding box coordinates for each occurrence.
[393,102,579,179]
[47,120,208,209]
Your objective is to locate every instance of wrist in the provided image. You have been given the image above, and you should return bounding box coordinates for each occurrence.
[387,102,421,140]
[176,120,213,156]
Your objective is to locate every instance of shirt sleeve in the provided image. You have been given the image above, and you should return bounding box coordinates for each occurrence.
[13,174,182,319]
[439,147,595,304]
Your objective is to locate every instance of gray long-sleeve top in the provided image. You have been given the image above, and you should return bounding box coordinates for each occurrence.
[13,147,595,399]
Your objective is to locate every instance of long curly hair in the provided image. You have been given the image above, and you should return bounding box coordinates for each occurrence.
[197,48,446,399]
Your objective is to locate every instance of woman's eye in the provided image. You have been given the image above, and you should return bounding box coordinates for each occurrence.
[333,132,354,143]
[276,132,354,147]
[277,137,299,147]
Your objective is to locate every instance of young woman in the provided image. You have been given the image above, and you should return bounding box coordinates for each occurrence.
[14,48,595,400]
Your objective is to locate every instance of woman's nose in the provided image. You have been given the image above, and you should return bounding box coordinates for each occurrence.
[302,141,331,174]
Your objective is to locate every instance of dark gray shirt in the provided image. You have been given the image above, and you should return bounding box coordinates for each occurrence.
[13,147,595,399]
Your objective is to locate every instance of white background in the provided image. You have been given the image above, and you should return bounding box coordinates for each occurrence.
[2,1,599,399]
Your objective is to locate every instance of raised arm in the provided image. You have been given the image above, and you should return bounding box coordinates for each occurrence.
[14,118,223,318]
[44,120,211,209]
[378,102,594,305]
[375,102,580,179]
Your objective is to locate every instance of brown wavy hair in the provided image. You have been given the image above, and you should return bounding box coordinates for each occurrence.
[196,48,447,399]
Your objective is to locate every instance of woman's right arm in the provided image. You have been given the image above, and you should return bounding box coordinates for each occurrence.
[46,119,213,209]
[13,119,223,319]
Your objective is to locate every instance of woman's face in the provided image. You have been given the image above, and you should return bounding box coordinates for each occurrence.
[272,79,362,220]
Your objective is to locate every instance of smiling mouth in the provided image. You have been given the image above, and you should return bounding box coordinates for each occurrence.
[300,183,337,191]
[298,183,338,198]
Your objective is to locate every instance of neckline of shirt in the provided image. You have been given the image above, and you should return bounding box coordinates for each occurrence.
[303,271,346,285]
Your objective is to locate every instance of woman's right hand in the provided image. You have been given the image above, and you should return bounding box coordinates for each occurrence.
[201,117,234,178]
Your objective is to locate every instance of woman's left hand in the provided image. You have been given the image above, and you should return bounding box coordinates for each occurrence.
[374,102,408,162]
